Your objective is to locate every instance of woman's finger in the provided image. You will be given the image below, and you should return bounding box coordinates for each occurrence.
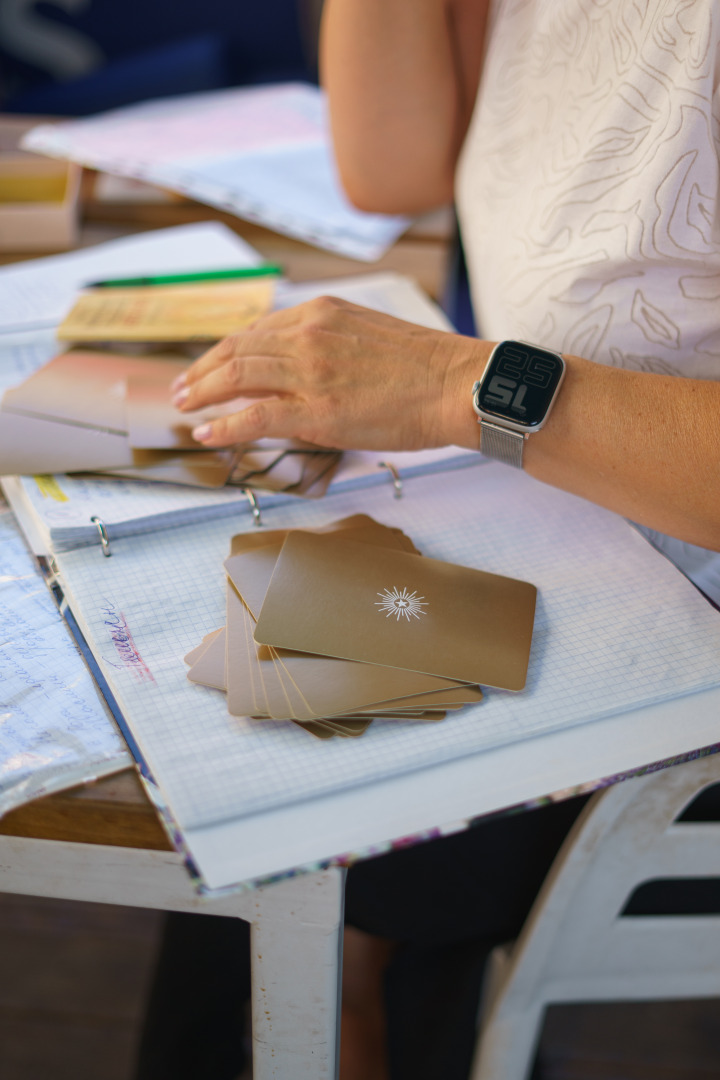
[173,303,325,394]
[192,396,311,447]
[174,353,299,411]
[175,295,376,396]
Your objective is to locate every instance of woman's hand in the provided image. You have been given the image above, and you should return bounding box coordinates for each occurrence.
[171,296,487,451]
[170,295,720,547]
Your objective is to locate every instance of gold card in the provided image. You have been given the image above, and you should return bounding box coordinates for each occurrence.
[186,516,491,740]
[226,581,316,720]
[57,278,276,342]
[1,348,188,433]
[228,515,404,556]
[187,627,227,691]
[125,372,215,450]
[190,529,456,719]
[225,522,465,718]
[184,627,224,667]
[223,534,468,719]
[254,532,537,691]
[103,446,235,487]
[0,348,189,476]
[225,525,416,620]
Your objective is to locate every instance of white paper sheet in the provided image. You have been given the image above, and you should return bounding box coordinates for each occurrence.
[274,271,453,326]
[0,329,59,396]
[0,505,130,816]
[0,221,262,333]
[22,84,410,261]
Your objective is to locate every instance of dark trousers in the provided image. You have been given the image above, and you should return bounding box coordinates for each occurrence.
[345,794,590,1080]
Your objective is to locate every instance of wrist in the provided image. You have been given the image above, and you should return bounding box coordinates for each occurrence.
[437,336,495,449]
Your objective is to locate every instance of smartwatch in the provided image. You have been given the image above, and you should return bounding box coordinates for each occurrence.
[472,340,566,468]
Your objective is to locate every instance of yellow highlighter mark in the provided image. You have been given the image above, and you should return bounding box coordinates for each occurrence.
[33,475,68,502]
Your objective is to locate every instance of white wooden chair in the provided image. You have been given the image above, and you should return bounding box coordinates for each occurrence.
[470,751,720,1080]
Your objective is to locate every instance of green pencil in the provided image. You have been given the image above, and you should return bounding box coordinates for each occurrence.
[85,264,284,288]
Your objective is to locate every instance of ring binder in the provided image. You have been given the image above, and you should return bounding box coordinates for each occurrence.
[378,462,403,499]
[90,516,112,557]
[243,489,263,526]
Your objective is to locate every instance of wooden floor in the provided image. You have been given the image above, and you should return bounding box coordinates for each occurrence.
[0,893,160,1080]
[0,891,719,1080]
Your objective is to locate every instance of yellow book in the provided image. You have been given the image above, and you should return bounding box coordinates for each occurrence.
[57,277,275,342]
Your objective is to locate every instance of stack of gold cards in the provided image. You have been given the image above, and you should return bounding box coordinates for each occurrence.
[184,515,538,739]
[0,347,340,494]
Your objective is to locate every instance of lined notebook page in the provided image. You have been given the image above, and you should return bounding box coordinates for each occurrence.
[55,464,720,835]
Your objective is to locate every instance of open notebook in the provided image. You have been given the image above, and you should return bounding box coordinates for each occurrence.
[2,271,476,554]
[50,464,720,891]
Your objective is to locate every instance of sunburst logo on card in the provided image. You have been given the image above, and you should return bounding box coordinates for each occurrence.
[375,586,428,622]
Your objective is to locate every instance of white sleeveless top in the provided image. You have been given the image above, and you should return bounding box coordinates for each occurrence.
[455,0,720,603]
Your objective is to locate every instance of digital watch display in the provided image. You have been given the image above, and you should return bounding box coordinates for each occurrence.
[472,340,566,467]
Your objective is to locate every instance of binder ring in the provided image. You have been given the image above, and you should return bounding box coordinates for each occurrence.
[90,516,112,557]
[378,461,403,499]
[243,488,263,526]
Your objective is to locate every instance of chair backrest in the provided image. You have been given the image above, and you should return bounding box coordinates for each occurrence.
[501,752,720,1005]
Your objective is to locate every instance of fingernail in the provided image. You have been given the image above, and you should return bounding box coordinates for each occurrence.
[170,373,187,395]
[192,423,212,442]
[171,385,189,407]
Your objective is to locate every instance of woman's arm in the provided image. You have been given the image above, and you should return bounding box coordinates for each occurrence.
[172,300,720,552]
[517,359,720,553]
[320,0,490,213]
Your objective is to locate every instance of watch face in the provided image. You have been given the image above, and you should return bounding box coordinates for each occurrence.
[474,341,565,429]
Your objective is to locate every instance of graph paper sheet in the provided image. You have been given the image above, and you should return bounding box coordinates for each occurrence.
[52,464,720,885]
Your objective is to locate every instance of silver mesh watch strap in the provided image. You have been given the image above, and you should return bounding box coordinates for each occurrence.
[479,420,527,468]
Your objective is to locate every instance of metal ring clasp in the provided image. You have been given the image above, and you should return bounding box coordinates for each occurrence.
[243,488,263,526]
[90,516,112,557]
[378,461,403,499]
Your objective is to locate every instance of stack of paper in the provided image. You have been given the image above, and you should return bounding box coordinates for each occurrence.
[0,348,233,483]
[0,221,264,334]
[185,513,538,739]
[22,84,411,261]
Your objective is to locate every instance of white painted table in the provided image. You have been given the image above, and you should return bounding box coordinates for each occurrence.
[2,684,719,1079]
[0,830,344,1080]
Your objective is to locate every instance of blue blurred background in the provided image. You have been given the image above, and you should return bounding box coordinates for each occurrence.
[0,0,320,114]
